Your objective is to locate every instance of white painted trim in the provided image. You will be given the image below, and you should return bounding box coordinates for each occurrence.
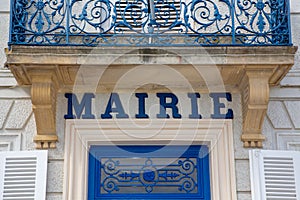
[270,87,300,99]
[0,133,21,151]
[276,133,300,150]
[0,1,10,12]
[0,70,17,87]
[280,70,300,86]
[290,0,300,14]
[63,119,236,200]
[0,88,31,98]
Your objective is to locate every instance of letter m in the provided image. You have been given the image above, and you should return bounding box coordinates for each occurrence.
[64,93,95,119]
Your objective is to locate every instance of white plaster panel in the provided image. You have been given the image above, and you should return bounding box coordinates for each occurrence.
[235,160,251,192]
[262,117,276,150]
[0,133,21,151]
[47,161,64,193]
[46,193,63,200]
[284,101,300,129]
[267,101,292,129]
[276,133,300,150]
[0,100,13,129]
[232,95,249,159]
[0,70,17,86]
[0,142,11,151]
[49,93,67,160]
[291,14,300,69]
[0,87,31,98]
[270,87,300,99]
[5,99,32,129]
[280,70,300,86]
[0,0,10,12]
[287,142,300,151]
[281,15,300,85]
[291,15,300,69]
[290,0,300,13]
[290,15,300,69]
[23,115,36,150]
[237,192,252,200]
[0,13,9,69]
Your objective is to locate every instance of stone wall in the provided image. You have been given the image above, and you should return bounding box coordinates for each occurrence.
[264,88,300,150]
[281,0,300,86]
[0,72,64,199]
[0,0,9,69]
[0,1,299,200]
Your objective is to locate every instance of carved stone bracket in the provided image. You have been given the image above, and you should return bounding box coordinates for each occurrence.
[240,67,274,148]
[30,69,59,149]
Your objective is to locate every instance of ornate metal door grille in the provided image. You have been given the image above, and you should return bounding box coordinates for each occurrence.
[88,145,210,199]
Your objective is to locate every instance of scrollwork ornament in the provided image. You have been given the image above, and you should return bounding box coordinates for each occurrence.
[70,0,115,34]
[11,0,66,44]
[179,159,195,175]
[235,0,289,45]
[179,177,196,193]
[102,177,120,193]
[186,0,231,34]
[103,159,120,175]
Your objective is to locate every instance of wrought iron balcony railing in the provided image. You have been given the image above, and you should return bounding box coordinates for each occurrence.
[9,0,291,47]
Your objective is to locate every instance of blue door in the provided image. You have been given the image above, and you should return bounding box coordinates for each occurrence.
[88,145,210,200]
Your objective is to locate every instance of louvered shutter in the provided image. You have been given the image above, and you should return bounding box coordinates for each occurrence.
[153,0,182,32]
[115,0,145,32]
[0,150,48,200]
[115,0,182,33]
[249,150,300,200]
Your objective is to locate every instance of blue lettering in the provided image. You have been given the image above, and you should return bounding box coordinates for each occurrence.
[156,93,182,118]
[101,93,129,119]
[64,92,234,119]
[188,93,202,119]
[135,93,149,118]
[64,93,95,119]
[210,93,233,119]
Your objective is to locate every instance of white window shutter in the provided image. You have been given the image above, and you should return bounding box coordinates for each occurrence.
[249,149,300,200]
[0,150,48,200]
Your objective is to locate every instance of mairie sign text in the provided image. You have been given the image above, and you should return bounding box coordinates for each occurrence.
[64,93,234,119]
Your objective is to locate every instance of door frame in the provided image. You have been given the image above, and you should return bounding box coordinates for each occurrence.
[63,119,236,200]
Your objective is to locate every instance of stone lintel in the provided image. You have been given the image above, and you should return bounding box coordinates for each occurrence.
[5,46,297,149]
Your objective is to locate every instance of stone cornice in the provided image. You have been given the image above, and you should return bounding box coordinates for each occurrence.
[6,46,297,149]
[6,46,296,65]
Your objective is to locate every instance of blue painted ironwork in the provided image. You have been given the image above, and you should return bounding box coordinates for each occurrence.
[9,0,291,46]
[88,145,210,199]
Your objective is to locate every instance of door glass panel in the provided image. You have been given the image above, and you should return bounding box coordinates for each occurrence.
[88,145,210,199]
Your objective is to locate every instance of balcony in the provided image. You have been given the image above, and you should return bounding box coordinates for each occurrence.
[9,0,291,47]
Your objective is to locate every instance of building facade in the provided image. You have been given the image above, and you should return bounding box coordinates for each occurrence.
[0,0,300,199]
